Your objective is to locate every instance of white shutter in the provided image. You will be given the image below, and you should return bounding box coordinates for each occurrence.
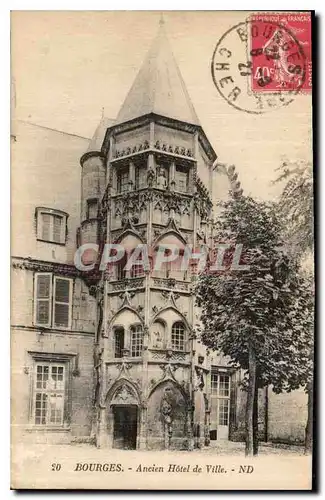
[41,213,51,240]
[52,215,63,243]
[34,273,52,327]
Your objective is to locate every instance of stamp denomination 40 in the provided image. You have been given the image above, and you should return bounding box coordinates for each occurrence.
[250,12,312,93]
[211,14,310,114]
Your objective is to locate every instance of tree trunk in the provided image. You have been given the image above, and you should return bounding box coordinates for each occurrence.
[253,379,259,455]
[245,342,256,456]
[305,379,313,454]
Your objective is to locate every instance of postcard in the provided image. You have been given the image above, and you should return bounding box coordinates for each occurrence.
[11,10,314,490]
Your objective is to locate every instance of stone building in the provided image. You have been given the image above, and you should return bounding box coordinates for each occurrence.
[11,23,308,450]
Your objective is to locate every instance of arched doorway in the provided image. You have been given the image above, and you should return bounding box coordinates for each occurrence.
[107,382,140,450]
[112,405,138,450]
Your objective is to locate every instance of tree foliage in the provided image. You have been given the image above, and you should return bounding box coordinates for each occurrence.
[273,159,313,256]
[196,194,313,393]
[273,159,314,453]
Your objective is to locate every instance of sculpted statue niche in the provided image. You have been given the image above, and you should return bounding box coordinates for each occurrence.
[160,386,175,449]
[156,167,168,189]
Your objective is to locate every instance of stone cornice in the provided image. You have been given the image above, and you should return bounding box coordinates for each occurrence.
[102,112,217,163]
[11,256,82,278]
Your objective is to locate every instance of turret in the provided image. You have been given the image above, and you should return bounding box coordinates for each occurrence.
[78,117,113,247]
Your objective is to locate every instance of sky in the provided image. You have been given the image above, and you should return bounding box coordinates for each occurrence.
[11,10,313,199]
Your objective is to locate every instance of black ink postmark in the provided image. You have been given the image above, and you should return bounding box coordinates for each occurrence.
[211,19,307,114]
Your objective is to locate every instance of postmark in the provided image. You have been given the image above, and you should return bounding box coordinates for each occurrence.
[211,18,308,114]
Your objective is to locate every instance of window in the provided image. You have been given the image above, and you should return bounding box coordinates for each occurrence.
[34,273,72,329]
[171,321,185,351]
[154,247,172,278]
[135,166,146,190]
[117,253,127,280]
[130,325,143,357]
[33,363,65,426]
[35,274,52,326]
[211,373,230,396]
[211,372,219,394]
[218,399,229,426]
[129,249,145,278]
[114,328,124,358]
[87,199,98,219]
[218,375,230,397]
[175,165,189,192]
[211,372,231,427]
[117,168,129,193]
[36,207,68,244]
[130,262,145,278]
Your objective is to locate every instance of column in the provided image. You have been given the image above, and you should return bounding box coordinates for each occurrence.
[129,160,135,190]
[96,405,108,448]
[149,121,155,148]
[187,405,194,451]
[138,404,148,449]
[204,410,211,447]
[170,160,176,191]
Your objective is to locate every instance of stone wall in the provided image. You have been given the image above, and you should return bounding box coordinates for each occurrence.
[268,389,307,444]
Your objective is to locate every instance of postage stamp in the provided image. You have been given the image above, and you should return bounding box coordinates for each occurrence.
[249,12,312,92]
[211,16,310,114]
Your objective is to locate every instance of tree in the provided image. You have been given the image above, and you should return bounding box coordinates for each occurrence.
[196,194,313,456]
[273,159,314,453]
[274,159,313,256]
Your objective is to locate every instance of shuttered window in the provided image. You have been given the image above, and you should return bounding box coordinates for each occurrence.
[36,208,67,244]
[52,215,62,243]
[41,214,51,241]
[35,273,52,327]
[35,273,72,329]
[53,277,71,328]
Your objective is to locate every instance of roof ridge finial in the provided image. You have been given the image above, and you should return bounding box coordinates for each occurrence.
[159,13,165,27]
[101,106,105,119]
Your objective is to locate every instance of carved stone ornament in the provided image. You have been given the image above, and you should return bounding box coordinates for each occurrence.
[194,366,205,392]
[111,384,138,405]
[119,290,135,307]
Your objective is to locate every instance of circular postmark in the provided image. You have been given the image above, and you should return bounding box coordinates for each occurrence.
[211,19,307,114]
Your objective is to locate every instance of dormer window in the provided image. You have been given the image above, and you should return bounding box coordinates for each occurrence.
[36,207,68,245]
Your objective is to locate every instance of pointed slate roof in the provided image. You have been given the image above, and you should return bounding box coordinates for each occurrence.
[116,22,200,126]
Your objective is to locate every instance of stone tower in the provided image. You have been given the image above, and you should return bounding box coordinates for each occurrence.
[80,22,218,450]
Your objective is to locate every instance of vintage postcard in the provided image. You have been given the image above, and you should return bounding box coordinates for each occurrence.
[11,10,314,490]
